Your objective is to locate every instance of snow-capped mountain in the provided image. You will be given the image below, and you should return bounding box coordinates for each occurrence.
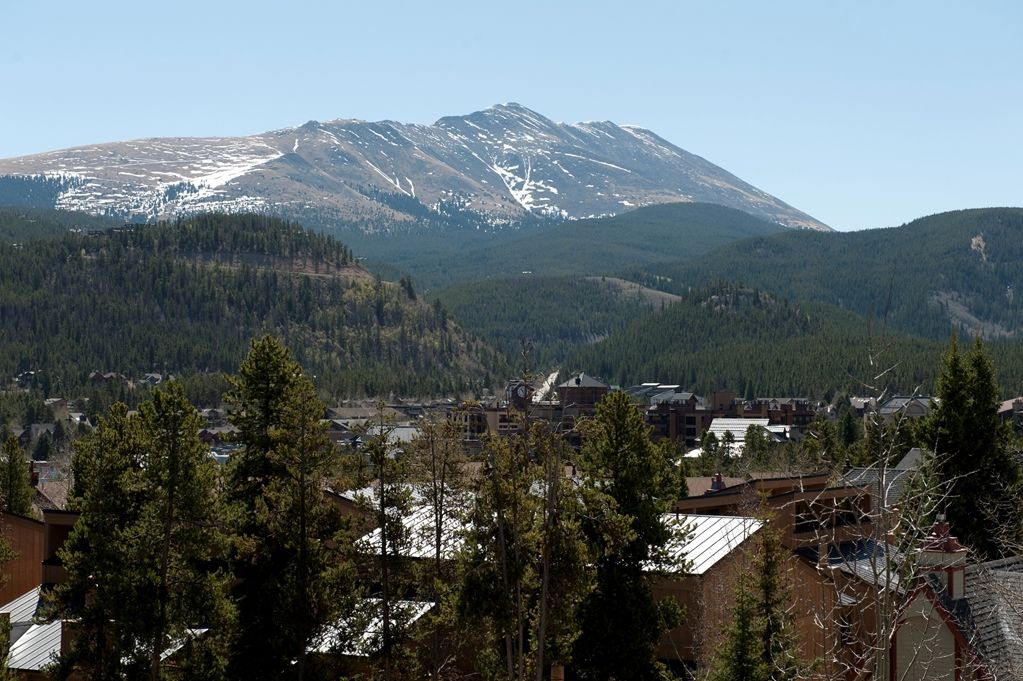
[0,103,829,231]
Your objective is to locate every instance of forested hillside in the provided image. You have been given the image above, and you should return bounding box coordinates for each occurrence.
[0,214,503,397]
[371,202,786,288]
[637,208,1023,341]
[435,276,659,369]
[566,284,1023,398]
[0,206,119,242]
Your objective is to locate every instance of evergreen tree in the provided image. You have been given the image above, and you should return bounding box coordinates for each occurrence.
[922,336,1023,557]
[134,383,233,680]
[457,432,541,681]
[223,336,352,680]
[0,435,33,516]
[753,524,800,681]
[573,390,683,681]
[52,404,147,680]
[707,572,767,681]
[456,420,594,681]
[708,523,799,681]
[53,389,232,680]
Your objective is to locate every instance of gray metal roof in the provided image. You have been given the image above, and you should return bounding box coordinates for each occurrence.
[1,586,41,623]
[706,418,770,440]
[649,390,696,406]
[312,599,434,657]
[557,373,609,389]
[841,467,916,508]
[7,621,61,671]
[659,514,762,575]
[357,503,467,560]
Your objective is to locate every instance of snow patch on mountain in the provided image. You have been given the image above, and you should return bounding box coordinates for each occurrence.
[0,104,830,231]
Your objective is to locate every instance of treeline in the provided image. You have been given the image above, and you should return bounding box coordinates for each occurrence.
[0,207,119,242]
[0,214,503,397]
[46,338,695,680]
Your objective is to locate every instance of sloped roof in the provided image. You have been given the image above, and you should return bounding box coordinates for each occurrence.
[895,447,926,470]
[841,448,926,508]
[357,503,466,560]
[557,373,608,389]
[706,418,770,440]
[1,586,41,623]
[966,556,1023,680]
[7,621,61,671]
[649,390,697,406]
[879,396,934,415]
[659,514,762,575]
[841,467,916,508]
[312,598,434,657]
[685,476,745,497]
[797,539,904,593]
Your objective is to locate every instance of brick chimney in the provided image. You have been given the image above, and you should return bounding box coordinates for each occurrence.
[917,515,968,599]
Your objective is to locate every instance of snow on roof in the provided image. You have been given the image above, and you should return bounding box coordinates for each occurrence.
[659,514,762,575]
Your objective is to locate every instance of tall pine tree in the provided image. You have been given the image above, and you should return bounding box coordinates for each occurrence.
[573,390,683,681]
[223,336,352,680]
[53,388,232,681]
[922,336,1023,558]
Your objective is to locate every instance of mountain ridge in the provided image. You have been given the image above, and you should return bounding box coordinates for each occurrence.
[0,103,829,232]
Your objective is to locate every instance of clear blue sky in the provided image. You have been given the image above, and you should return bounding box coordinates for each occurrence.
[2,1,1020,231]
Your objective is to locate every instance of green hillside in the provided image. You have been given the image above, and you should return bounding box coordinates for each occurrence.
[0,214,503,397]
[365,202,786,288]
[638,208,1023,341]
[566,284,1023,398]
[0,206,120,242]
[434,276,662,370]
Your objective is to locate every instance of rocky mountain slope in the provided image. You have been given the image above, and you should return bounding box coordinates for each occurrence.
[0,104,828,231]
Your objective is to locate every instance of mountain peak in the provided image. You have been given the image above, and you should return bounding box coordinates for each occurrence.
[0,105,830,231]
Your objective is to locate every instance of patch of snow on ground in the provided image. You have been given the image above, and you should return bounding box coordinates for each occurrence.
[559,153,632,173]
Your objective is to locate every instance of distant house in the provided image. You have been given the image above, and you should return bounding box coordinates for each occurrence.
[42,398,68,421]
[140,372,163,387]
[555,373,610,411]
[879,395,935,421]
[197,424,238,446]
[18,423,55,451]
[87,370,128,385]
[322,418,358,445]
[998,397,1023,434]
[703,417,773,456]
[849,396,879,418]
